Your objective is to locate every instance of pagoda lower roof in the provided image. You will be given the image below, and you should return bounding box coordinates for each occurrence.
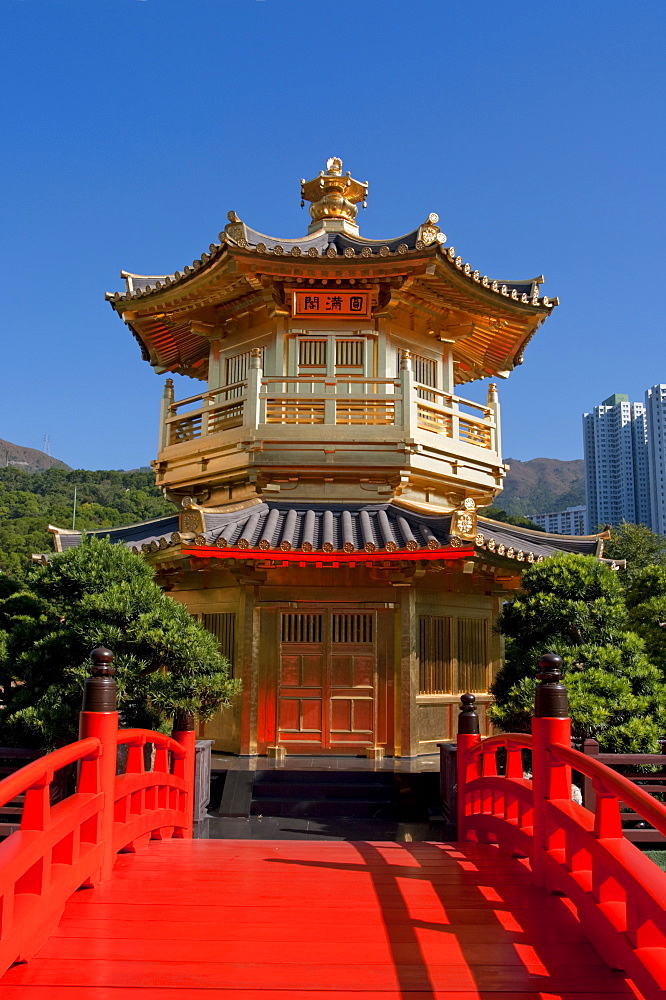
[49,502,605,565]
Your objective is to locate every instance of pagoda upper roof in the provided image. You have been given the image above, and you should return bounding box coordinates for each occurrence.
[49,501,605,566]
[110,215,549,305]
[106,161,557,385]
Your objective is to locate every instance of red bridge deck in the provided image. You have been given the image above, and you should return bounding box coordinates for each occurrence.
[0,839,645,1000]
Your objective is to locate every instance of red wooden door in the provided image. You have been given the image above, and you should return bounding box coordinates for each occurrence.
[278,611,376,752]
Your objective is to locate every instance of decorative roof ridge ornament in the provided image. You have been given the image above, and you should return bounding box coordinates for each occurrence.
[417,213,447,248]
[450,497,478,543]
[300,157,368,236]
[222,210,247,246]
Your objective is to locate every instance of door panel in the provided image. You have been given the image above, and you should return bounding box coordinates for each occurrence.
[330,654,353,687]
[302,655,324,687]
[301,699,323,732]
[277,622,325,746]
[353,698,374,732]
[279,699,301,731]
[278,611,376,751]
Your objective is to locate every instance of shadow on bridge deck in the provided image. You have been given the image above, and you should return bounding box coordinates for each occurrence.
[0,838,646,999]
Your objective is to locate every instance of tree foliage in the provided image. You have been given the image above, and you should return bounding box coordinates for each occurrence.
[624,565,666,677]
[0,467,174,578]
[490,553,666,751]
[0,538,239,750]
[481,507,545,531]
[603,521,666,583]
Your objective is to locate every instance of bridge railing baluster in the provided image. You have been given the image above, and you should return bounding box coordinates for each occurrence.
[0,646,197,981]
[454,651,666,999]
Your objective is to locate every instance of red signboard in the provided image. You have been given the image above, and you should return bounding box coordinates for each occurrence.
[292,290,371,319]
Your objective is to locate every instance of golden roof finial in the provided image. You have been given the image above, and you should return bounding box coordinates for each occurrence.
[300,158,368,234]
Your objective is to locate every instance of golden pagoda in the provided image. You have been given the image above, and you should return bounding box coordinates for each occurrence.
[53,159,605,757]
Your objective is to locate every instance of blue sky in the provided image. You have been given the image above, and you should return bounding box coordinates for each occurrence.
[2,0,665,470]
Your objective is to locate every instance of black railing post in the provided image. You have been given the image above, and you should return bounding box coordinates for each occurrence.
[581,737,600,811]
[534,652,569,718]
[79,646,119,881]
[458,692,480,734]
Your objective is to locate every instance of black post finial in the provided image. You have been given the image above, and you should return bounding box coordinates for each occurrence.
[534,652,569,718]
[82,646,117,712]
[458,692,480,735]
[173,709,195,732]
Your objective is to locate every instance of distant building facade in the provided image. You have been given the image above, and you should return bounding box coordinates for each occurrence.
[527,506,586,535]
[646,384,666,535]
[583,394,650,534]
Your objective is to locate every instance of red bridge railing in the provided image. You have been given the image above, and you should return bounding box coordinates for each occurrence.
[456,654,666,1000]
[0,647,195,979]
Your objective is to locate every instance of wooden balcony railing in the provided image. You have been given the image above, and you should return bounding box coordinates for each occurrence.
[159,353,500,455]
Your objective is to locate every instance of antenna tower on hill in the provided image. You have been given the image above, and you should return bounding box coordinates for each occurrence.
[43,434,51,457]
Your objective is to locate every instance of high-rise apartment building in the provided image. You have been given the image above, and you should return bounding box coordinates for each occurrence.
[527,506,587,535]
[646,384,666,535]
[583,394,650,533]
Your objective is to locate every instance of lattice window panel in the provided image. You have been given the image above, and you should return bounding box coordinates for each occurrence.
[400,349,437,402]
[414,354,437,388]
[298,340,327,367]
[281,612,323,644]
[335,340,364,367]
[456,618,489,693]
[331,613,374,644]
[419,616,452,695]
[224,349,264,398]
[399,350,437,386]
[201,613,236,677]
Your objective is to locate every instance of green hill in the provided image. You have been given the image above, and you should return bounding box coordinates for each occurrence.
[0,466,173,578]
[498,457,585,517]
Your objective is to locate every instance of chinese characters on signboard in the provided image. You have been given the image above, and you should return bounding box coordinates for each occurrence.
[292,291,371,319]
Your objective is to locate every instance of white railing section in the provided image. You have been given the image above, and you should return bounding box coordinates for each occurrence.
[159,351,500,453]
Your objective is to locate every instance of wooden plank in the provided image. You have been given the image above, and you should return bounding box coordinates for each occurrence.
[0,840,644,998]
[0,991,642,1000]
[35,935,611,968]
[51,917,590,944]
[0,958,642,991]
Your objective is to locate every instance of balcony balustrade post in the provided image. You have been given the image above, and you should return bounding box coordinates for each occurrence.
[324,378,337,425]
[456,693,481,839]
[400,351,415,439]
[487,382,501,455]
[450,394,460,443]
[246,348,263,430]
[159,378,174,451]
[78,646,119,882]
[172,710,197,838]
[200,394,212,437]
[531,653,571,888]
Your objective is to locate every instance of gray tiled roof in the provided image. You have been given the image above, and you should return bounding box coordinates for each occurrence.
[50,503,602,562]
[476,517,602,560]
[200,502,448,553]
[107,223,551,308]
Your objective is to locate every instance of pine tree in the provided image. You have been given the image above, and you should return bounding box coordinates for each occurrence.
[624,565,666,677]
[490,553,666,751]
[0,537,239,749]
[603,522,666,584]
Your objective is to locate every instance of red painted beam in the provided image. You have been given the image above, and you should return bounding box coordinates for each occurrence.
[182,545,475,563]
